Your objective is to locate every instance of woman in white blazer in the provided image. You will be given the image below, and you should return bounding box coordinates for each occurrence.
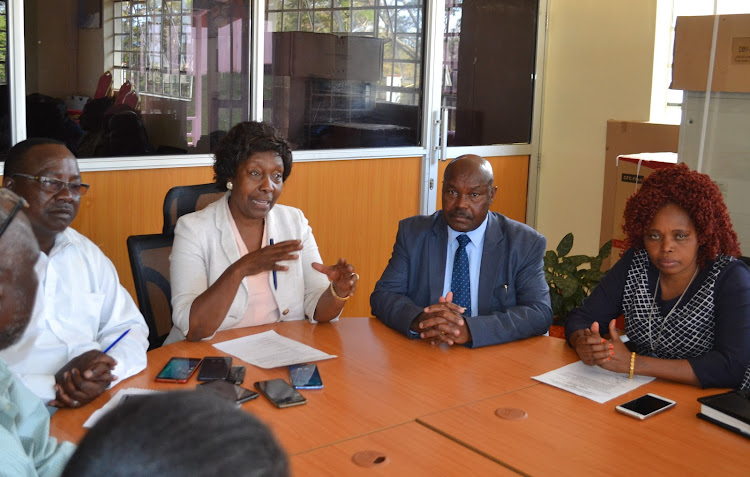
[166,122,358,342]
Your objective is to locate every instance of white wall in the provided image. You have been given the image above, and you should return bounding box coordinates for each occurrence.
[537,0,658,254]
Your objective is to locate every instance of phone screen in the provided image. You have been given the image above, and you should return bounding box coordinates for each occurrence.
[616,393,675,419]
[197,356,232,381]
[155,357,202,383]
[289,363,323,389]
[255,379,307,408]
[197,380,259,404]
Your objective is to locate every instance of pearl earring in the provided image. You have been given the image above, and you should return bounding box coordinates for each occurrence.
[226,181,233,190]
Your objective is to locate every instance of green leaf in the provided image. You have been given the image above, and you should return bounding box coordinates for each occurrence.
[549,291,564,316]
[599,240,612,259]
[555,275,579,298]
[562,255,589,268]
[556,233,574,257]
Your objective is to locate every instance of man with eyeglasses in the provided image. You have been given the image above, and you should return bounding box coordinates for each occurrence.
[0,138,148,409]
[0,188,75,475]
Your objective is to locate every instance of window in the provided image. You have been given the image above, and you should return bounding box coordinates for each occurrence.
[263,0,425,149]
[441,0,539,146]
[114,1,193,100]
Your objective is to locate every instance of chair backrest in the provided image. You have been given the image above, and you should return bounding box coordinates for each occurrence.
[163,183,225,234]
[126,233,174,350]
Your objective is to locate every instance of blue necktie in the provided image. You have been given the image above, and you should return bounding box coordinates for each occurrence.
[451,234,471,316]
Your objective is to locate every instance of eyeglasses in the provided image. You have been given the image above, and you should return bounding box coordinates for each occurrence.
[12,173,90,196]
[0,188,29,240]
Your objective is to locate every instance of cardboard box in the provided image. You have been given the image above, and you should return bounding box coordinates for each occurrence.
[671,14,750,93]
[600,121,680,257]
[609,153,678,267]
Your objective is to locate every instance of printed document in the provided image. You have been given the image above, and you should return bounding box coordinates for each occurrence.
[533,361,654,403]
[213,330,337,369]
[83,388,160,428]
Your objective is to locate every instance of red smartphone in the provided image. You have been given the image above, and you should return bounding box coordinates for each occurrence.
[154,357,202,383]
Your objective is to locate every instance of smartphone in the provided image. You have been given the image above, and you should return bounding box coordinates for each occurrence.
[197,379,259,405]
[154,357,202,383]
[615,393,676,420]
[289,363,323,389]
[197,356,232,381]
[228,365,246,385]
[255,379,307,408]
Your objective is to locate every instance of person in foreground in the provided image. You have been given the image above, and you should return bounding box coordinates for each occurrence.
[167,121,358,343]
[0,188,75,475]
[566,164,750,389]
[371,154,552,348]
[62,391,288,477]
[0,138,149,408]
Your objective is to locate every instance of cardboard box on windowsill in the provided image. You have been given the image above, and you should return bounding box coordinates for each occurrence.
[671,14,750,93]
[608,153,679,268]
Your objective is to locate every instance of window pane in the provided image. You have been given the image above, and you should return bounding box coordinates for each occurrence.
[264,0,424,149]
[22,0,251,158]
[442,0,539,146]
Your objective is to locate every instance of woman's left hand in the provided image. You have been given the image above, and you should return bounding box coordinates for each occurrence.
[312,259,359,299]
[599,319,632,374]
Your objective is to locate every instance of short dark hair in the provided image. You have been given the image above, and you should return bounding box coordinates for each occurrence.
[213,121,293,190]
[4,137,66,177]
[62,391,289,477]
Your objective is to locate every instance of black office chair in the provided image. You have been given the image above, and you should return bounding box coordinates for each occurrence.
[127,233,174,350]
[162,183,224,234]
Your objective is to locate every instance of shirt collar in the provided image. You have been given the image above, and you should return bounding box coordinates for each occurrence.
[447,213,489,247]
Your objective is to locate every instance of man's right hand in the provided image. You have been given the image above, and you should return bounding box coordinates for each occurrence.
[410,292,470,345]
[51,350,117,408]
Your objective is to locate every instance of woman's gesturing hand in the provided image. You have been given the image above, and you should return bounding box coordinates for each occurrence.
[312,258,359,299]
[240,239,303,276]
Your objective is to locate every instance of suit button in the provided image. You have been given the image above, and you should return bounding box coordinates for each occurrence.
[282,309,289,315]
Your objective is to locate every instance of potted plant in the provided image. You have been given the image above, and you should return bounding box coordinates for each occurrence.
[544,233,612,338]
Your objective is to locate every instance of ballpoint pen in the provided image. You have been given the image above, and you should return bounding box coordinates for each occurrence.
[103,329,130,354]
[269,238,278,289]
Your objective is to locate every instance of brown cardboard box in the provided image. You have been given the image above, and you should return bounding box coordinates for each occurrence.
[672,14,750,93]
[609,153,678,267]
[601,121,680,259]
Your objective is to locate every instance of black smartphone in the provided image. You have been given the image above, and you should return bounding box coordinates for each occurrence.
[254,379,307,408]
[197,379,259,405]
[228,365,246,384]
[289,363,323,389]
[615,393,676,420]
[197,356,232,381]
[154,357,202,383]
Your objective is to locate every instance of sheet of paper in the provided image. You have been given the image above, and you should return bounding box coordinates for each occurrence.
[83,387,161,428]
[212,330,337,369]
[532,360,654,403]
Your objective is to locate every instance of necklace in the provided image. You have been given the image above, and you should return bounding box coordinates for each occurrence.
[647,268,699,351]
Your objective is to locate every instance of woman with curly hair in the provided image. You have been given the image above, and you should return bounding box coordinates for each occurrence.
[566,163,750,389]
[166,121,358,343]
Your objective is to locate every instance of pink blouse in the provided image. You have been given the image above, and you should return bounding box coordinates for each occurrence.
[227,203,280,327]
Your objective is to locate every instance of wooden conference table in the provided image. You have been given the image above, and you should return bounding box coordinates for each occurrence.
[50,318,749,475]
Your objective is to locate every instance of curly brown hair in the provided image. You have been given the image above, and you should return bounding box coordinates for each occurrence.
[623,163,740,267]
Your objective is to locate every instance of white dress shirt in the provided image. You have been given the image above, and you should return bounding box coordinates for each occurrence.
[0,228,149,403]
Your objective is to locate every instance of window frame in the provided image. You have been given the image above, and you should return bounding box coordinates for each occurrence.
[2,0,547,226]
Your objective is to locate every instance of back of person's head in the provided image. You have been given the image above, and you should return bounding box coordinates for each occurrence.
[62,391,289,477]
[4,137,66,177]
[79,97,115,132]
[104,105,153,157]
[0,188,39,350]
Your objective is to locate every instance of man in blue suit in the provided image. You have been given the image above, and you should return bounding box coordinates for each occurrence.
[370,155,552,348]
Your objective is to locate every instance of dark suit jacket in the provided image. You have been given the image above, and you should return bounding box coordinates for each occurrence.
[370,211,552,348]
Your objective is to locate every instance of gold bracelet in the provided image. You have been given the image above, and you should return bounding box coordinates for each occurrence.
[629,352,636,379]
[329,282,350,301]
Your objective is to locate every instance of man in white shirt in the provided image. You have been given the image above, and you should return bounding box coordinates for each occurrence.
[0,187,75,475]
[0,138,148,408]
